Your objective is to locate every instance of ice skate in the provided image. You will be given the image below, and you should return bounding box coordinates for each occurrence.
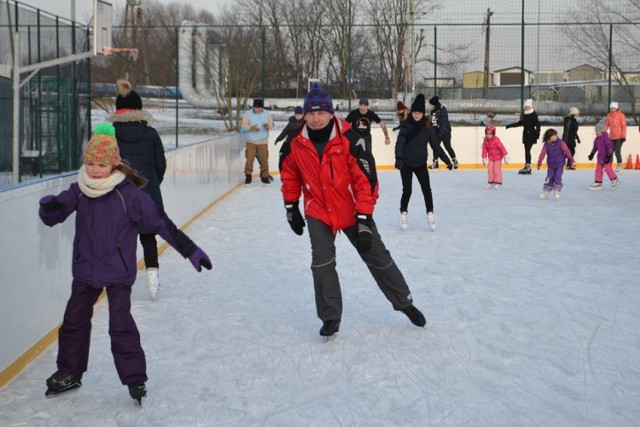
[244,175,252,186]
[399,211,408,231]
[427,212,436,232]
[452,158,459,169]
[539,191,549,200]
[615,164,622,172]
[319,319,341,339]
[611,178,620,189]
[146,267,160,299]
[494,183,502,190]
[589,182,603,191]
[401,305,427,328]
[128,382,147,406]
[486,183,495,189]
[45,371,82,397]
[553,190,560,201]
[518,164,532,175]
[428,160,439,169]
[261,177,271,185]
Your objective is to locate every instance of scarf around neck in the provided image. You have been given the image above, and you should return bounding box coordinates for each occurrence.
[77,165,127,198]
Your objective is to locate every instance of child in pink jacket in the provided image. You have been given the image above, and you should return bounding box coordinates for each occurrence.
[481,125,508,189]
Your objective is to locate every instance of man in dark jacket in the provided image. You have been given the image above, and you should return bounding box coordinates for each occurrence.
[109,79,167,299]
[279,84,426,339]
[505,99,540,174]
[428,96,458,169]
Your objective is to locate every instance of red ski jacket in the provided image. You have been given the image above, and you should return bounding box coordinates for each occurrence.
[280,118,379,234]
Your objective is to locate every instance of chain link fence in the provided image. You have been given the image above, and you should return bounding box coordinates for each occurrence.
[2,0,640,187]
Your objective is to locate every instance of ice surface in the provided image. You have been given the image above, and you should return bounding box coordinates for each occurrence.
[1,169,639,426]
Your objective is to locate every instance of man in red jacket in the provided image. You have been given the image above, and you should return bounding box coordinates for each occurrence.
[279,83,426,338]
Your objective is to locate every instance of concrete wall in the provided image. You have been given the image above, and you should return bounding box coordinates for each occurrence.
[0,134,245,384]
[336,125,640,169]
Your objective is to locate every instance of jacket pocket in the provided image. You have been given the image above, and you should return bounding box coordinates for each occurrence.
[116,242,129,272]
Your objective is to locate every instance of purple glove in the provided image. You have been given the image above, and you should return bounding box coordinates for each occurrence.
[394,158,404,170]
[189,247,212,272]
[39,195,63,213]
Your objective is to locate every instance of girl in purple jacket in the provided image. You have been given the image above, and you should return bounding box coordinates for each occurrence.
[536,128,575,201]
[38,123,211,405]
[588,122,619,190]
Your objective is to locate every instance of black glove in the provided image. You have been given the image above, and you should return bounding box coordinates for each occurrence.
[355,214,373,253]
[576,137,581,144]
[285,201,305,236]
[588,153,594,161]
[505,123,513,129]
[394,158,404,170]
[621,138,626,143]
[604,153,612,164]
[274,139,281,145]
[39,195,63,213]
[446,162,453,170]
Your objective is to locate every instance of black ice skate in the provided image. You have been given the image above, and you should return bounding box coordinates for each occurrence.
[45,371,82,397]
[128,382,147,405]
[518,164,532,175]
[401,305,427,328]
[319,319,341,339]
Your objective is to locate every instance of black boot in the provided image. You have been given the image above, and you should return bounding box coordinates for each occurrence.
[401,305,426,327]
[45,371,83,397]
[128,382,147,405]
[319,319,341,337]
[244,175,252,185]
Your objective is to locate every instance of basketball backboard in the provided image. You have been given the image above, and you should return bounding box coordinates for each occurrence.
[94,0,113,55]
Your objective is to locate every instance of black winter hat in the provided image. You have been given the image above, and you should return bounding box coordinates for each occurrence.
[115,79,143,110]
[253,98,264,108]
[428,95,440,107]
[411,94,426,114]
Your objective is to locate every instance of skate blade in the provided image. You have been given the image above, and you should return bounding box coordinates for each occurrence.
[45,383,81,398]
[322,334,337,342]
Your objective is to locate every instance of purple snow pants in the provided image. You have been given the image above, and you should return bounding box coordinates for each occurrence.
[56,280,147,385]
[543,166,565,192]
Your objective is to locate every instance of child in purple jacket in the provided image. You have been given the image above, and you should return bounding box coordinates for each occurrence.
[588,121,620,190]
[38,123,212,405]
[536,128,575,201]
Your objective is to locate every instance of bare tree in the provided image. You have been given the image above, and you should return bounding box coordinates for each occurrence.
[562,0,640,122]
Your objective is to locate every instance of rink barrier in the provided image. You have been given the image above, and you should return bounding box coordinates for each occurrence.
[0,134,245,389]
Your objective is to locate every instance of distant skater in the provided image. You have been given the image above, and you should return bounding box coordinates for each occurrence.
[536,128,575,201]
[481,125,508,189]
[588,121,619,190]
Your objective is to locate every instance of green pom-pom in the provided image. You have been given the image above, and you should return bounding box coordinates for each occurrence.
[94,122,116,137]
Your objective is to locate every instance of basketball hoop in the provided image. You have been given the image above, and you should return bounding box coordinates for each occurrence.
[102,47,139,62]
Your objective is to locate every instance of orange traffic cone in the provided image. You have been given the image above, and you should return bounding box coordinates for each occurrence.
[625,154,633,169]
[635,154,640,170]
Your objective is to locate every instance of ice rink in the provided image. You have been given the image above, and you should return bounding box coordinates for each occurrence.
[1,169,639,426]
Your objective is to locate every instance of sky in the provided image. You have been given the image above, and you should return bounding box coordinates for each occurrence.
[1,162,639,425]
[19,0,228,23]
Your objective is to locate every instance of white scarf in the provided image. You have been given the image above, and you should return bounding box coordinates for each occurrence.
[77,165,127,198]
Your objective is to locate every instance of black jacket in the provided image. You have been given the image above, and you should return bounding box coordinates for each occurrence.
[110,110,166,209]
[562,115,581,146]
[395,116,451,167]
[506,111,540,144]
[275,115,305,143]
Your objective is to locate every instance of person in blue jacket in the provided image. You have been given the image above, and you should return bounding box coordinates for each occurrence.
[38,123,211,405]
[395,94,453,232]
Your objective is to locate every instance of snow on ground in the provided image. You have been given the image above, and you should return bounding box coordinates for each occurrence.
[1,169,639,426]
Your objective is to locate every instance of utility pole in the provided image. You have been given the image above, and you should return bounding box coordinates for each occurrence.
[483,8,493,99]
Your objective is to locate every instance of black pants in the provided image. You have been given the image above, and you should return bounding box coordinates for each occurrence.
[566,144,576,167]
[306,217,415,321]
[438,132,456,159]
[524,141,536,165]
[140,233,158,268]
[400,163,434,213]
[612,139,624,164]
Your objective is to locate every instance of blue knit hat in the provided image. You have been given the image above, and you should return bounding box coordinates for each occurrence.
[303,83,334,114]
[294,106,303,115]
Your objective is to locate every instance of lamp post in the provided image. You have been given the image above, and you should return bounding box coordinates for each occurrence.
[347,0,352,111]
